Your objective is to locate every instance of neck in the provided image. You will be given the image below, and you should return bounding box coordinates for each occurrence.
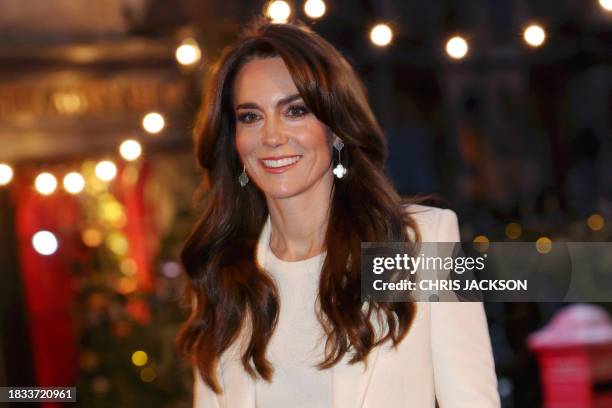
[265,173,333,261]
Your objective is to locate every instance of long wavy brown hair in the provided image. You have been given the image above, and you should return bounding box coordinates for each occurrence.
[177,17,425,394]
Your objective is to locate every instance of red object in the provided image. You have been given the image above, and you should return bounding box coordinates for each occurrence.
[528,304,612,408]
[11,172,80,408]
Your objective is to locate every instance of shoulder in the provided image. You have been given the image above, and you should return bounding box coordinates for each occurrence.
[401,203,461,242]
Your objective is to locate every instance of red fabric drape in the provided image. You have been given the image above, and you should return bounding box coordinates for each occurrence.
[11,172,80,408]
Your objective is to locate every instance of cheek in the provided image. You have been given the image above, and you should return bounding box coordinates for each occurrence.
[234,130,254,159]
[297,123,331,157]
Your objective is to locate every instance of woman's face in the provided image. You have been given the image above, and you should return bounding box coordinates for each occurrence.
[233,56,334,200]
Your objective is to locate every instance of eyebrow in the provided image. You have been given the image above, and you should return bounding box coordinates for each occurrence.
[235,93,302,110]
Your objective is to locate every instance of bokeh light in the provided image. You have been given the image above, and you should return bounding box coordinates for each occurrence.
[266,1,291,23]
[32,231,59,255]
[446,36,469,59]
[473,234,490,252]
[304,0,326,19]
[505,222,522,240]
[82,228,103,247]
[106,231,129,256]
[35,172,58,195]
[587,214,605,231]
[0,163,14,186]
[119,139,142,161]
[140,367,156,383]
[131,350,148,367]
[120,258,138,276]
[536,237,552,254]
[95,161,117,182]
[175,38,202,66]
[524,24,546,47]
[63,172,85,194]
[142,112,165,134]
[370,23,393,47]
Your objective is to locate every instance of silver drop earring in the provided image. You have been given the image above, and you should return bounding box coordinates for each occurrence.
[332,139,347,179]
[238,165,249,187]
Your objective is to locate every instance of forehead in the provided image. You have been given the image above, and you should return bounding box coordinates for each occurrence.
[232,56,298,105]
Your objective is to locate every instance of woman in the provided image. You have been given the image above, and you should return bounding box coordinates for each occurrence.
[178,18,500,408]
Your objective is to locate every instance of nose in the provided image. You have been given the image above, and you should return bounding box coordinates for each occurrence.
[261,116,289,148]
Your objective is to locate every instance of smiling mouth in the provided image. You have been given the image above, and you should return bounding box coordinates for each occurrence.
[259,155,302,172]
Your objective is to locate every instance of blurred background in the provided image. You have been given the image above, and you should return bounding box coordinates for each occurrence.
[0,1,611,407]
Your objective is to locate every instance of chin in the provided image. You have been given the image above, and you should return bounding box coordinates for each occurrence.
[263,186,304,199]
[254,180,305,199]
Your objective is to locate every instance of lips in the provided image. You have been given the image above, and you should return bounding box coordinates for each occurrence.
[259,155,302,173]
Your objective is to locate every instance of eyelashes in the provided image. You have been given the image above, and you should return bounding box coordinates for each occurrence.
[236,104,310,124]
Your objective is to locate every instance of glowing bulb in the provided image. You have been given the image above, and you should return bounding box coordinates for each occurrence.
[536,237,552,254]
[370,23,393,47]
[600,0,612,12]
[63,172,85,194]
[175,38,201,66]
[142,112,165,134]
[505,222,522,240]
[119,139,142,161]
[95,160,117,182]
[524,24,546,47]
[132,350,148,367]
[0,163,13,185]
[35,172,57,195]
[472,235,490,252]
[587,214,605,231]
[446,36,469,59]
[304,0,326,19]
[32,231,58,255]
[266,1,291,23]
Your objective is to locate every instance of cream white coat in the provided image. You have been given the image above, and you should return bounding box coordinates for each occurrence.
[193,204,501,407]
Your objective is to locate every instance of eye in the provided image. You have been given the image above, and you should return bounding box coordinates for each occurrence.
[286,104,310,118]
[236,111,260,124]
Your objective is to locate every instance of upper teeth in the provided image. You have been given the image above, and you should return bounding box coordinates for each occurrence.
[262,156,301,168]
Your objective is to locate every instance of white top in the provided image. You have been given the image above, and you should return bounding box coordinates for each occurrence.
[192,205,501,408]
[254,216,332,408]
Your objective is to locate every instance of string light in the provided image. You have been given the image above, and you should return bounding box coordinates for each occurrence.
[119,140,142,161]
[35,172,58,195]
[304,0,326,19]
[175,38,202,66]
[95,160,117,182]
[32,231,58,255]
[446,36,469,59]
[142,112,165,134]
[63,172,85,194]
[0,163,13,186]
[370,23,393,47]
[266,1,291,23]
[523,24,546,47]
[600,0,612,12]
